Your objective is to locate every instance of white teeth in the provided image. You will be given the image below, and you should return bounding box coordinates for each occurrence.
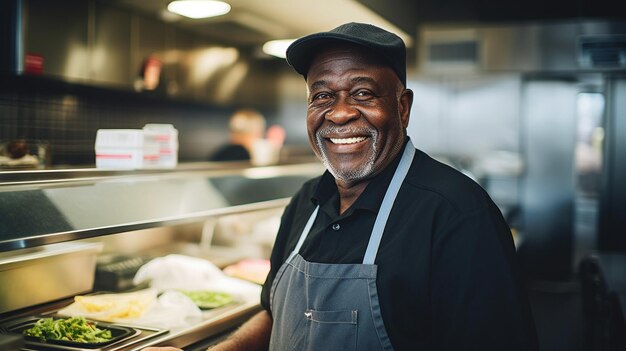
[329,136,367,144]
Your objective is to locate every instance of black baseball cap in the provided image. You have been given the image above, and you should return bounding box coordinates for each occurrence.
[286,22,407,86]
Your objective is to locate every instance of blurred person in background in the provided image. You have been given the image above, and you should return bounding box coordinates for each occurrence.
[210,109,266,162]
[145,22,537,351]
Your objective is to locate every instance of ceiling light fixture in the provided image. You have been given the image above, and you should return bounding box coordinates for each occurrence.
[262,39,296,59]
[167,0,231,19]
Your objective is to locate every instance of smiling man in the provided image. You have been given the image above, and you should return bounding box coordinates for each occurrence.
[144,23,538,351]
[304,42,412,215]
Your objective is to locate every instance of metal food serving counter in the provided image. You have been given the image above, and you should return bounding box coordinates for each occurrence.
[0,161,325,350]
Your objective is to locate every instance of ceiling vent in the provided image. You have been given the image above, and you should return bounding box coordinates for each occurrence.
[578,35,626,69]
[428,41,479,63]
[420,28,480,74]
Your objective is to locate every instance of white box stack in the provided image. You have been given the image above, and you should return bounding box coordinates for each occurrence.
[95,126,178,169]
[95,129,159,169]
[143,124,179,168]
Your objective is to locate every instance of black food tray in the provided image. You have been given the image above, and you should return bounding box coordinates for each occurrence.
[8,317,140,350]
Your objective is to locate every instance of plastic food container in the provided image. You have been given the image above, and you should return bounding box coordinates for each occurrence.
[143,124,178,168]
[9,316,138,349]
[0,242,103,314]
[95,129,159,169]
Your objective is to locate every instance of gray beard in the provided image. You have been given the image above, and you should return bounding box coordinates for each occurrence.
[315,127,378,185]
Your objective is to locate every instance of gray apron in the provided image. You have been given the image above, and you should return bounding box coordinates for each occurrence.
[269,140,416,351]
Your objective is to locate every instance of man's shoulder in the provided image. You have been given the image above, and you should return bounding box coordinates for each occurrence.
[404,149,490,213]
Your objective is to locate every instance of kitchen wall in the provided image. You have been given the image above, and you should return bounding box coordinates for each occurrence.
[19,0,286,105]
[407,73,523,226]
[0,0,312,166]
[0,71,311,166]
[0,77,236,165]
[408,19,626,281]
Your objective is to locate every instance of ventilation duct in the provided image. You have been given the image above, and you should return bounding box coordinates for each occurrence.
[578,35,626,69]
[419,21,626,74]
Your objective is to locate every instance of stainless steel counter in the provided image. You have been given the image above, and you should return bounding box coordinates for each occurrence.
[0,161,324,349]
[0,162,324,252]
[1,291,262,351]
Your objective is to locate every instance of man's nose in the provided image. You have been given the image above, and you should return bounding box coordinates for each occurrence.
[326,96,359,124]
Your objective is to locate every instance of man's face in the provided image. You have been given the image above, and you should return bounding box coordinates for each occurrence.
[306,45,412,186]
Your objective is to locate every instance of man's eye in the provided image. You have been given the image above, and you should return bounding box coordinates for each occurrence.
[353,90,373,99]
[313,93,331,101]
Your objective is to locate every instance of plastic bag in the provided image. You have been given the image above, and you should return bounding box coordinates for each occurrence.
[133,254,261,300]
[133,254,223,292]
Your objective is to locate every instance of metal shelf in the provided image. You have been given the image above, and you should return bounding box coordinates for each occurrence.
[0,162,324,252]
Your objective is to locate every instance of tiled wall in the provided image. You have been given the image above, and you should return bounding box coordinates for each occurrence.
[0,76,259,166]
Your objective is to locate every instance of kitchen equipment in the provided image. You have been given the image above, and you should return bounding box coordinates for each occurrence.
[94,255,151,292]
[0,333,23,351]
[10,317,137,349]
[2,314,168,351]
[0,242,102,314]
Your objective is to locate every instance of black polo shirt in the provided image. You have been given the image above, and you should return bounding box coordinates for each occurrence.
[261,143,538,350]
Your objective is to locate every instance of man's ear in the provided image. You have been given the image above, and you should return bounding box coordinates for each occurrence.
[399,88,413,128]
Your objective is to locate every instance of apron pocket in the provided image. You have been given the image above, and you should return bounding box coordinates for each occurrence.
[304,309,358,351]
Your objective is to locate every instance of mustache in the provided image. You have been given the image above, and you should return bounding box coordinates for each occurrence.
[316,126,375,138]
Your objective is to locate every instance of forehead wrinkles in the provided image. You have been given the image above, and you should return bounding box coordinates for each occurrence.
[309,77,378,94]
[308,60,367,87]
[307,48,400,95]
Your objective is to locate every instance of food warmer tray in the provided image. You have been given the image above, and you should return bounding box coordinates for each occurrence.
[3,315,168,351]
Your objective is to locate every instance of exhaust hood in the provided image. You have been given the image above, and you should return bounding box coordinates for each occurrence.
[418,20,626,74]
[6,0,413,106]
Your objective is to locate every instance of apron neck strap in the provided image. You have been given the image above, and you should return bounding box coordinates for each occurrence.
[288,206,319,262]
[362,139,415,264]
[288,139,416,264]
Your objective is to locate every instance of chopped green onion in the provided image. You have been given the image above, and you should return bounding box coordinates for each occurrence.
[23,316,112,343]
